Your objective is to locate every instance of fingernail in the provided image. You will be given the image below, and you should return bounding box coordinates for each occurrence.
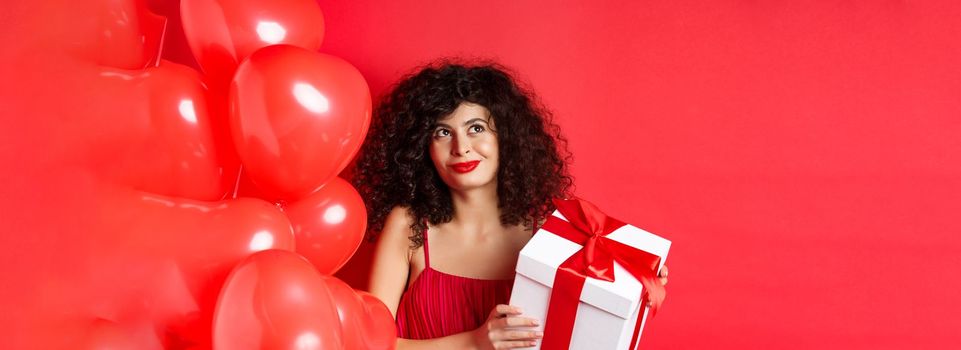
[535,331,544,337]
[514,307,524,313]
[532,319,540,326]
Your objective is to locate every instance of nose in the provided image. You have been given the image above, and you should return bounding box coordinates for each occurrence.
[450,134,472,156]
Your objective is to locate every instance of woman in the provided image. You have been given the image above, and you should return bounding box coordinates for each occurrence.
[353,61,667,349]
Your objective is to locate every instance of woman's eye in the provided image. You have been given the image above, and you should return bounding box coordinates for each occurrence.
[468,124,485,133]
[434,129,451,138]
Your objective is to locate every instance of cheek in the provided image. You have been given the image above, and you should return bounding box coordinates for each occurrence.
[429,142,446,165]
[476,137,499,160]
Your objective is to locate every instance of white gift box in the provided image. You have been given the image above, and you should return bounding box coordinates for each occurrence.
[509,209,671,350]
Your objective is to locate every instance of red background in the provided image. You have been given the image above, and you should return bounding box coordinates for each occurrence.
[293,1,959,349]
[2,0,956,348]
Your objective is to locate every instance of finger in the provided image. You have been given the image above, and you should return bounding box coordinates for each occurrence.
[500,330,543,340]
[491,329,543,341]
[658,265,669,285]
[490,305,508,318]
[493,340,539,349]
[493,304,523,317]
[492,316,540,329]
[506,316,540,327]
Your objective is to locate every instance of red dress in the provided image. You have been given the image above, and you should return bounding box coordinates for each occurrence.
[395,228,515,339]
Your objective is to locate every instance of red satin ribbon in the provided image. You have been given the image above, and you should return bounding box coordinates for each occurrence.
[539,198,665,350]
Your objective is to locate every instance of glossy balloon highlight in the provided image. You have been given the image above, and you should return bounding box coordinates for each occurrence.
[286,177,368,274]
[230,45,371,199]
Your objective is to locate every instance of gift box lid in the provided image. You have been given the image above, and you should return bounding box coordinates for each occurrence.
[516,210,671,319]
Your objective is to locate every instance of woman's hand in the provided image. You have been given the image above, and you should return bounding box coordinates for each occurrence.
[473,304,542,350]
[645,265,670,309]
[658,265,669,286]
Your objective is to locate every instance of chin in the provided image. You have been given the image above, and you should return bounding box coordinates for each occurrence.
[445,175,496,191]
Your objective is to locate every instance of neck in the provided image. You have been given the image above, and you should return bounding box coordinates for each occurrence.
[449,183,500,232]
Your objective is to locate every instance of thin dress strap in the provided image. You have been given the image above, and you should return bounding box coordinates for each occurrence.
[394,219,516,340]
[421,221,430,268]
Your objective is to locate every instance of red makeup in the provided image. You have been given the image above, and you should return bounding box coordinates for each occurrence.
[449,160,480,173]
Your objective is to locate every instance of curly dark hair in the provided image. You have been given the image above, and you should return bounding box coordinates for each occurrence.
[352,59,573,247]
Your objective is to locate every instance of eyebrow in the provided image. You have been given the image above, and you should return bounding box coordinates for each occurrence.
[434,118,490,128]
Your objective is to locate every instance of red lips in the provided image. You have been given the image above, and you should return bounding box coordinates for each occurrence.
[450,160,480,173]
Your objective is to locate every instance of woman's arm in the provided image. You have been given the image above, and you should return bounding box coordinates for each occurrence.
[368,206,415,317]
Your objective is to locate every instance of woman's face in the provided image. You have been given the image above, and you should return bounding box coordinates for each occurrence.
[429,102,499,192]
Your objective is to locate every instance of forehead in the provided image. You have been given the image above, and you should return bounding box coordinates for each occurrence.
[436,102,492,125]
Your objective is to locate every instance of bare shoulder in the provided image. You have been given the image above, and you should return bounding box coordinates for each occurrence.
[383,206,415,235]
[368,206,417,314]
[377,206,416,258]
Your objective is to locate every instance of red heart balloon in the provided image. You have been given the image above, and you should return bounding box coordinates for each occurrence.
[3,177,295,348]
[180,0,326,89]
[49,0,167,69]
[213,250,344,350]
[230,45,371,199]
[213,250,396,350]
[322,275,397,350]
[286,177,367,274]
[84,61,228,200]
[180,0,327,189]
[88,185,297,347]
[4,0,226,200]
[0,1,295,348]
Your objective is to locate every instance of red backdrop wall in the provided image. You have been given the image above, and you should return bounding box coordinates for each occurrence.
[0,0,957,348]
[292,1,960,349]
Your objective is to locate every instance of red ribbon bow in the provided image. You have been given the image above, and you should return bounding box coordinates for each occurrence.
[539,198,665,350]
